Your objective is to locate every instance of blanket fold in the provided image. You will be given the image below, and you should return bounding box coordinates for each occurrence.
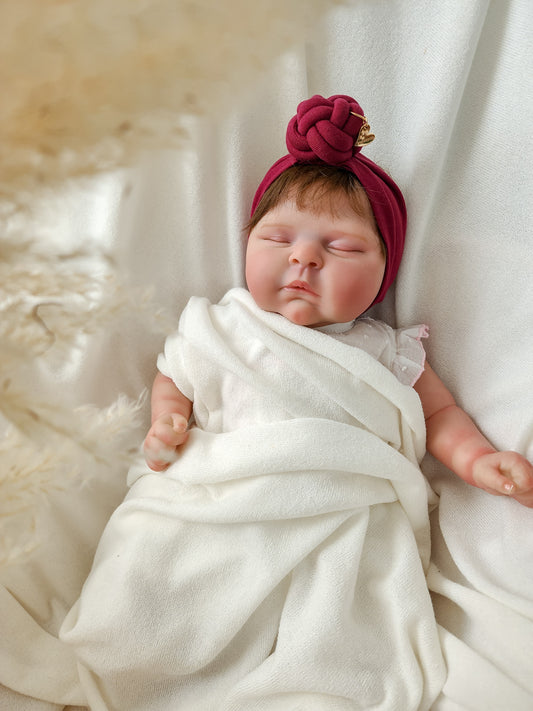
[61,289,444,710]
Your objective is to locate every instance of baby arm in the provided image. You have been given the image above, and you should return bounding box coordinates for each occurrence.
[414,364,533,507]
[143,371,193,471]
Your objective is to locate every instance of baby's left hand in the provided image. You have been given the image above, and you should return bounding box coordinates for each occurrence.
[472,451,533,507]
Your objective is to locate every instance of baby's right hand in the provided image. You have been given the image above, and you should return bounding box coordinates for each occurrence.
[143,413,190,471]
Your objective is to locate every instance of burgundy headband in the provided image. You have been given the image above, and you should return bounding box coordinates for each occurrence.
[251,94,407,304]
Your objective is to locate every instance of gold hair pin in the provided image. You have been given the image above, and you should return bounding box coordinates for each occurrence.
[350,112,375,146]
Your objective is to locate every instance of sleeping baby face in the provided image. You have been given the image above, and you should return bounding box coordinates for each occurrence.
[245,197,386,328]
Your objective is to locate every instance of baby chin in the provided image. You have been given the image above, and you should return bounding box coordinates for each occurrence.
[278,299,329,327]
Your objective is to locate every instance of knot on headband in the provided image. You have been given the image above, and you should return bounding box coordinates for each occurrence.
[286,94,375,164]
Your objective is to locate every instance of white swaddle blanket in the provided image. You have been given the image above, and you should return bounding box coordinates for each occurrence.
[61,289,445,710]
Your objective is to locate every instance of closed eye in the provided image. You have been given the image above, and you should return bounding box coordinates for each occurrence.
[328,241,365,253]
[260,235,291,244]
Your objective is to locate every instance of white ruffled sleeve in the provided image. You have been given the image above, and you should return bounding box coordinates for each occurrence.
[392,325,429,386]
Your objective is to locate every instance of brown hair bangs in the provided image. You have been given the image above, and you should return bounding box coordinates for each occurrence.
[246,164,383,253]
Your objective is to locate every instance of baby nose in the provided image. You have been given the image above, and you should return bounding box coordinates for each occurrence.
[289,242,323,268]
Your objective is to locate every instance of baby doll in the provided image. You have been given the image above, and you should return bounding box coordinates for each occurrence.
[144,94,533,508]
[62,95,532,710]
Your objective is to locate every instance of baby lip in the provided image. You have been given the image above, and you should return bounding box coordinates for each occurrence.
[284,280,318,296]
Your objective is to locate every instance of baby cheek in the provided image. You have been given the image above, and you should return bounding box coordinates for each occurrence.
[334,284,362,313]
[245,262,259,301]
[335,264,383,310]
[245,252,274,307]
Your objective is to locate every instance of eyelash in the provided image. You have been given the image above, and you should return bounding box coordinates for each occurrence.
[261,236,290,244]
[329,244,361,253]
[259,236,364,253]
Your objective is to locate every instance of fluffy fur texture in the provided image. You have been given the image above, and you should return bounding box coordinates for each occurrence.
[0,0,338,201]
[0,0,337,564]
